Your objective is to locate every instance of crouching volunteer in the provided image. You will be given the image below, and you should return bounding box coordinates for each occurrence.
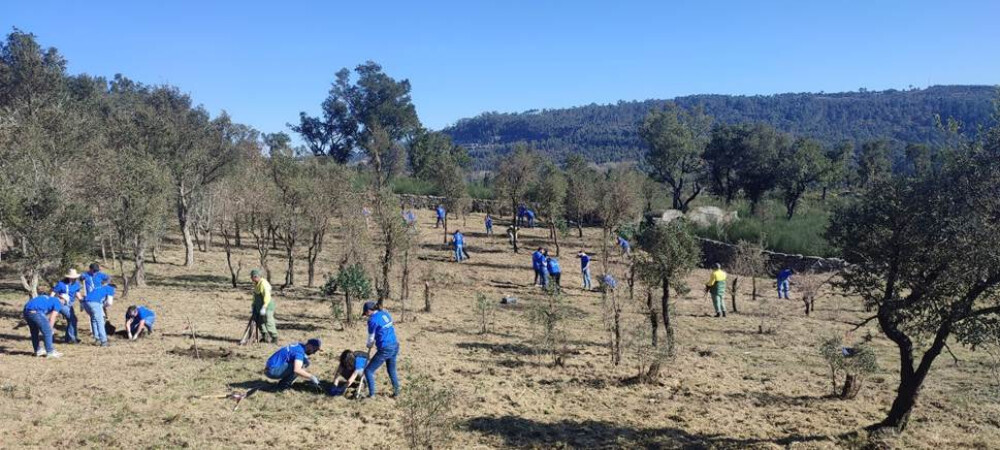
[362,302,400,398]
[125,305,156,340]
[265,338,322,390]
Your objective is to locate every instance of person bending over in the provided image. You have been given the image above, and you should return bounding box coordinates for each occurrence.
[265,338,322,390]
[125,305,156,340]
[362,302,400,398]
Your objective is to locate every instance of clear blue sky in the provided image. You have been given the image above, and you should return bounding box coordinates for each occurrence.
[5,1,998,134]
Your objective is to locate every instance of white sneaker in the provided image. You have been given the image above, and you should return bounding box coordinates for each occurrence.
[46,351,63,359]
[35,350,46,357]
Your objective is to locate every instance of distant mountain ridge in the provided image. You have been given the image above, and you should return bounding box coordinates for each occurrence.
[441,85,997,166]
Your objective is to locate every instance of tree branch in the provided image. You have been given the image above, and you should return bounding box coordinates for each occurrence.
[849,314,879,331]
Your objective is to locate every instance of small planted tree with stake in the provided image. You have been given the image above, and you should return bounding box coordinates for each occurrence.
[323,263,372,327]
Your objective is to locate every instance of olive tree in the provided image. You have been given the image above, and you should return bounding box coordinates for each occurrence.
[827,127,1000,432]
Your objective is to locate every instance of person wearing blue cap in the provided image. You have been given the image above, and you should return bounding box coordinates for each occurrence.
[577,251,593,290]
[362,301,400,398]
[23,287,63,358]
[265,338,323,390]
[81,262,110,295]
[124,304,156,340]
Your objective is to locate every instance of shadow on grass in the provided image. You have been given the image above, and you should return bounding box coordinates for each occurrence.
[456,341,536,356]
[276,322,324,332]
[163,332,240,344]
[724,391,835,407]
[0,345,38,356]
[0,332,28,342]
[229,379,328,395]
[465,415,831,449]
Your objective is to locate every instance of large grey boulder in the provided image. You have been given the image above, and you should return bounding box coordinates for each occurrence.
[685,206,738,227]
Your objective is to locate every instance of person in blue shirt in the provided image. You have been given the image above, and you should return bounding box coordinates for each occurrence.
[517,205,527,227]
[531,248,545,286]
[777,268,794,299]
[452,230,466,262]
[484,214,494,236]
[81,262,110,295]
[23,288,63,358]
[617,236,631,257]
[125,305,156,340]
[402,210,417,227]
[435,205,446,228]
[83,284,115,347]
[51,268,83,343]
[525,209,536,228]
[539,249,551,289]
[265,338,323,390]
[546,255,562,293]
[362,301,400,398]
[577,251,592,290]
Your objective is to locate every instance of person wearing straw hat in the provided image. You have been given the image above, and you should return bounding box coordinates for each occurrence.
[51,268,83,343]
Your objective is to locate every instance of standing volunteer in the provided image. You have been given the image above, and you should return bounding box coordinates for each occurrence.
[777,268,793,299]
[83,283,115,346]
[52,268,83,343]
[705,263,728,318]
[452,230,466,262]
[362,301,400,398]
[578,251,592,290]
[250,269,278,344]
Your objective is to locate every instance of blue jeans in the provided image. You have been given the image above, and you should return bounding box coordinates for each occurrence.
[24,310,55,354]
[540,269,550,288]
[130,316,155,336]
[778,280,790,299]
[454,245,464,262]
[83,301,107,344]
[60,304,78,342]
[364,344,400,397]
[266,363,297,388]
[582,268,592,290]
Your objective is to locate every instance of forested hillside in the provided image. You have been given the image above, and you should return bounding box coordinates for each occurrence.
[443,85,996,166]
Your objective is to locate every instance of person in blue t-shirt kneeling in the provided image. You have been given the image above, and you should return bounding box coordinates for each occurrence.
[362,301,400,398]
[265,338,323,390]
[125,305,156,340]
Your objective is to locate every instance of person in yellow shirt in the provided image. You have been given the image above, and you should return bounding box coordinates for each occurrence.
[705,263,728,318]
[251,269,278,343]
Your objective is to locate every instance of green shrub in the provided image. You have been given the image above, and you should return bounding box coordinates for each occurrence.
[392,176,439,196]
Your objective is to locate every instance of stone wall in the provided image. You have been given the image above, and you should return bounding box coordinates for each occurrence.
[698,238,848,274]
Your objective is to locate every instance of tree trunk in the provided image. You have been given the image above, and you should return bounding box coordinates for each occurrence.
[221,226,240,288]
[400,249,410,321]
[576,216,583,238]
[821,186,828,201]
[423,281,432,312]
[344,292,353,326]
[647,289,659,347]
[443,216,448,245]
[841,374,862,399]
[751,276,758,301]
[804,298,811,315]
[306,229,325,288]
[510,198,519,254]
[284,241,295,288]
[132,239,147,287]
[19,272,39,299]
[730,276,739,314]
[550,222,560,256]
[234,219,242,247]
[193,227,205,252]
[178,195,195,267]
[662,276,675,357]
[875,371,923,431]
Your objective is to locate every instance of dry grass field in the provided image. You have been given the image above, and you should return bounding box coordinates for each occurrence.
[1,211,998,449]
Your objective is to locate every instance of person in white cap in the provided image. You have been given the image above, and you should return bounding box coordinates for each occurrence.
[51,268,83,343]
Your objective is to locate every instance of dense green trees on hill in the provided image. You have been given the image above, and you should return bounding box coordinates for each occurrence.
[443,86,997,166]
